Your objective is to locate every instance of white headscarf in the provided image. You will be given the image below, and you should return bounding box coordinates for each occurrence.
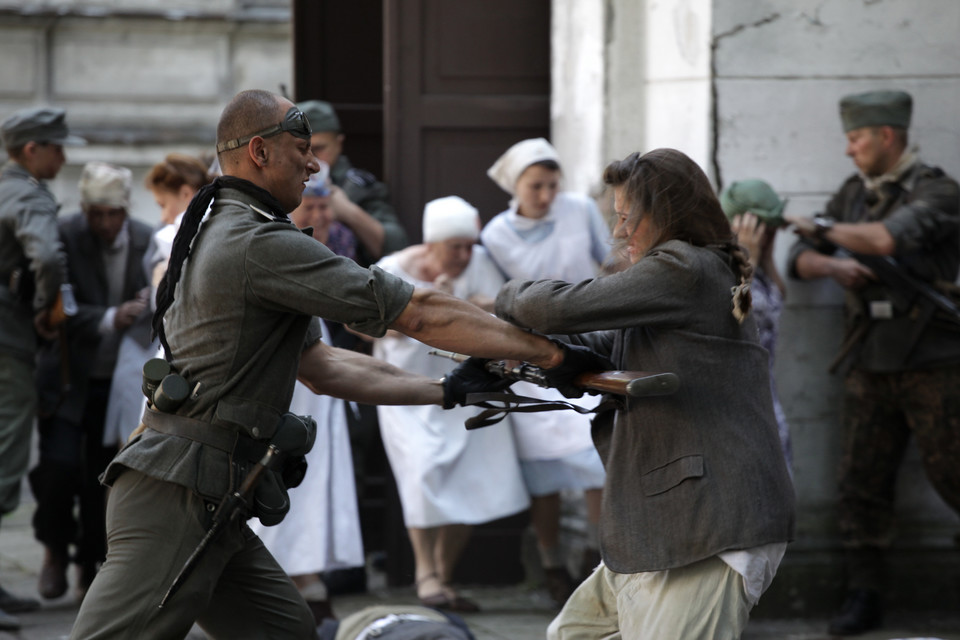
[487,138,561,196]
[422,196,480,243]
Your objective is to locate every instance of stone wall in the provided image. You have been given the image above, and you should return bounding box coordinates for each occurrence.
[552,0,960,614]
[0,0,292,224]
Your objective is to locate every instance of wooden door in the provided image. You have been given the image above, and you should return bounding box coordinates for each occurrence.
[384,0,551,242]
[293,0,385,178]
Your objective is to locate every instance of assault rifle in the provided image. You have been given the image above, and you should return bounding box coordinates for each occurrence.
[829,253,960,373]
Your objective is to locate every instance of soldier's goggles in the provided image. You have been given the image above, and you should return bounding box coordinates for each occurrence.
[216,107,312,153]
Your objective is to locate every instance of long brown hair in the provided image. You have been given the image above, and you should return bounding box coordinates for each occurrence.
[603,148,753,321]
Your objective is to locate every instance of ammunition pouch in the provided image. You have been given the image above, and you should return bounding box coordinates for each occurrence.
[140,405,316,527]
[250,412,316,526]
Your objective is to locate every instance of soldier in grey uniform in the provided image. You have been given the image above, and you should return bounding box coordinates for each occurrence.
[0,106,83,631]
[297,99,407,268]
[787,90,960,636]
[68,89,595,639]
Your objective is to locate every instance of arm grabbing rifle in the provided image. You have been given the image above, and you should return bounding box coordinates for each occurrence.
[429,349,680,398]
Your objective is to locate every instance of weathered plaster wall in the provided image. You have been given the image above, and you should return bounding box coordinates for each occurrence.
[712,0,960,613]
[0,0,292,225]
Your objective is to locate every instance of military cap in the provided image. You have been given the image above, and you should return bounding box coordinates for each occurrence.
[839,90,912,133]
[719,179,787,228]
[296,100,341,133]
[1,106,86,149]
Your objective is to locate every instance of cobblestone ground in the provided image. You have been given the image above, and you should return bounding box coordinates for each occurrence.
[3,497,960,639]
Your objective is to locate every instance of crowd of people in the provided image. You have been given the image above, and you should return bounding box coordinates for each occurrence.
[0,86,956,640]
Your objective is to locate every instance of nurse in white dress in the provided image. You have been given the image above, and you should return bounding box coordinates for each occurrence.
[481,138,611,606]
[374,196,529,612]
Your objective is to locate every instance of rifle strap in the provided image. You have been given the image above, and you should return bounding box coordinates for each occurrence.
[460,391,620,430]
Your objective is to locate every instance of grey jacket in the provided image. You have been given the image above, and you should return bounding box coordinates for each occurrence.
[0,161,64,360]
[35,212,153,423]
[496,240,796,574]
[105,187,413,502]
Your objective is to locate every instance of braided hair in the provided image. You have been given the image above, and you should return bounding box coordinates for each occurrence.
[602,148,752,322]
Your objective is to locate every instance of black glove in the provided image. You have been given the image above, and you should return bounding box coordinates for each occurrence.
[442,357,514,409]
[542,340,615,398]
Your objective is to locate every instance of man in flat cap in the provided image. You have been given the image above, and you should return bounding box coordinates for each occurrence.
[31,161,152,604]
[787,90,960,635]
[297,99,408,268]
[0,106,83,630]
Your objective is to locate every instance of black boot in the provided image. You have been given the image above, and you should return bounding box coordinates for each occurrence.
[828,588,883,635]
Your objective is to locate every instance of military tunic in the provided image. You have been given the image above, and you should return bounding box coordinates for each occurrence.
[71,187,413,639]
[0,161,63,516]
[787,158,960,585]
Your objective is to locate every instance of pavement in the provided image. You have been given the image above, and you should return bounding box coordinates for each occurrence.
[3,493,960,639]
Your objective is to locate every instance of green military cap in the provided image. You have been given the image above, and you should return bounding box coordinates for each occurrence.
[296,100,341,133]
[839,90,912,133]
[719,179,787,228]
[1,106,86,148]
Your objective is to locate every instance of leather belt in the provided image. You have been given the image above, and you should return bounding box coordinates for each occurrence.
[141,406,268,462]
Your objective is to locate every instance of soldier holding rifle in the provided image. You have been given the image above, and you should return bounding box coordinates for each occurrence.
[787,89,960,636]
[493,148,795,640]
[68,89,605,640]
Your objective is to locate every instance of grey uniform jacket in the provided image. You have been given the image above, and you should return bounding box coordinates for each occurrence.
[0,161,64,361]
[104,187,414,503]
[496,240,796,574]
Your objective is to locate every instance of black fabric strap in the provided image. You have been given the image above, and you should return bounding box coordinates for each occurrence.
[152,175,292,357]
[461,392,620,430]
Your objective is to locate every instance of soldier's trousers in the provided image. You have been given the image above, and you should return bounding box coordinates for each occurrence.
[838,365,960,587]
[70,469,316,640]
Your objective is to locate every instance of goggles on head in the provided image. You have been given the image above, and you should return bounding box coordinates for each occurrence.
[216,107,312,153]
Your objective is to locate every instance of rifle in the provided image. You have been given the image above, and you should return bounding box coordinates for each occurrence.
[428,349,680,398]
[852,253,960,321]
[829,253,960,373]
[159,445,280,608]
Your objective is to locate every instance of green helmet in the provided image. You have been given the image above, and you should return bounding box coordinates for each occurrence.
[719,179,787,228]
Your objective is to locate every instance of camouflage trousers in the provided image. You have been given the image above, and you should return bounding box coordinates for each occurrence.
[838,365,960,585]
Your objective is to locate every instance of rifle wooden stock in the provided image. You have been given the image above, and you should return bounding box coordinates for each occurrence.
[574,370,680,397]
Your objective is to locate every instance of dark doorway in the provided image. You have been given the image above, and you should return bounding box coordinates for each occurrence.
[384,0,552,242]
[293,0,386,179]
[293,0,551,588]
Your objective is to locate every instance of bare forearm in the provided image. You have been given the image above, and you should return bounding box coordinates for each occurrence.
[392,288,562,369]
[338,200,386,259]
[794,250,840,280]
[298,342,442,405]
[823,221,895,255]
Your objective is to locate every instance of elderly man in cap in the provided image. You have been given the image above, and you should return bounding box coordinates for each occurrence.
[297,99,407,267]
[31,161,153,604]
[787,90,960,635]
[0,106,83,630]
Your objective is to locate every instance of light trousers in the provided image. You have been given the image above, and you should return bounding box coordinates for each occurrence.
[547,555,751,640]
